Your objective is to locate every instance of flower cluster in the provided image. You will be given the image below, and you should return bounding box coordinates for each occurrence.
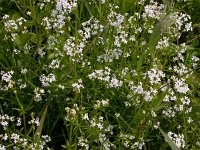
[94,99,109,109]
[168,131,185,149]
[39,73,56,87]
[63,37,85,62]
[65,104,79,121]
[0,114,15,130]
[34,87,45,102]
[0,114,51,149]
[88,67,123,88]
[147,66,165,85]
[143,2,164,19]
[0,70,14,91]
[72,79,84,93]
[0,0,199,149]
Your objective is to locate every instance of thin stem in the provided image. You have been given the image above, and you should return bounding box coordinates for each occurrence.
[13,89,26,134]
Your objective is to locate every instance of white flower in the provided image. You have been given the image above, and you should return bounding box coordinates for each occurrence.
[2,133,8,141]
[185,22,192,31]
[16,117,22,126]
[28,117,40,126]
[21,68,27,74]
[180,96,191,105]
[83,113,89,120]
[167,132,185,149]
[34,87,45,102]
[72,79,84,93]
[107,11,124,26]
[1,70,14,82]
[144,2,164,19]
[101,0,106,4]
[109,77,123,88]
[39,73,56,87]
[41,135,51,143]
[0,144,6,150]
[174,78,189,94]
[187,117,193,123]
[49,60,60,69]
[147,67,165,85]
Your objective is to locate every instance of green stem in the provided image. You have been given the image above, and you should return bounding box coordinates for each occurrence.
[183,112,188,150]
[14,89,26,134]
[68,121,74,149]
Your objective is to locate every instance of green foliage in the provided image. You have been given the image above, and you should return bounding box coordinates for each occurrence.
[187,0,200,24]
[0,0,200,149]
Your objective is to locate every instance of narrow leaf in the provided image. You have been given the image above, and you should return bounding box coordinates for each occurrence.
[34,105,48,141]
[83,0,94,16]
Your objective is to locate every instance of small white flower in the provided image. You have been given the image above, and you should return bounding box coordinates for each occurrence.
[0,144,6,150]
[101,0,106,3]
[49,60,60,69]
[187,117,193,124]
[72,79,84,93]
[83,113,89,120]
[21,68,27,74]
[174,78,189,94]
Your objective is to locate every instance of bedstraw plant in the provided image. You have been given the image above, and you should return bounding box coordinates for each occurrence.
[0,0,200,149]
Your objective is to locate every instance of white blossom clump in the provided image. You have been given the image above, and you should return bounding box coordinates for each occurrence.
[162,107,176,118]
[2,15,28,41]
[129,81,144,95]
[147,67,165,85]
[176,13,192,32]
[168,131,185,149]
[88,67,111,81]
[143,2,164,20]
[94,99,109,109]
[0,70,14,91]
[88,67,123,89]
[41,135,51,143]
[0,113,51,149]
[28,117,40,126]
[72,79,84,93]
[156,37,169,49]
[3,15,27,32]
[174,78,189,94]
[107,10,125,26]
[109,77,123,88]
[0,114,15,130]
[0,144,6,150]
[78,136,89,150]
[39,73,56,87]
[63,36,85,62]
[65,104,79,121]
[81,17,104,39]
[56,0,78,13]
[49,59,60,69]
[37,48,46,58]
[191,56,200,68]
[33,87,45,102]
[97,48,123,63]
[180,96,190,105]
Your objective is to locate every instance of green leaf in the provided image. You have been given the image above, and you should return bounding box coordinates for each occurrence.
[148,5,176,57]
[34,105,48,142]
[159,127,180,150]
[192,39,199,48]
[14,34,22,49]
[83,0,94,17]
[148,23,162,57]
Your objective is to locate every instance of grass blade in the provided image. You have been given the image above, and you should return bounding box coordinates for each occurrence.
[34,105,48,142]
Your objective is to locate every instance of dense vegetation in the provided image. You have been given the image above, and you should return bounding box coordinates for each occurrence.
[0,0,200,149]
